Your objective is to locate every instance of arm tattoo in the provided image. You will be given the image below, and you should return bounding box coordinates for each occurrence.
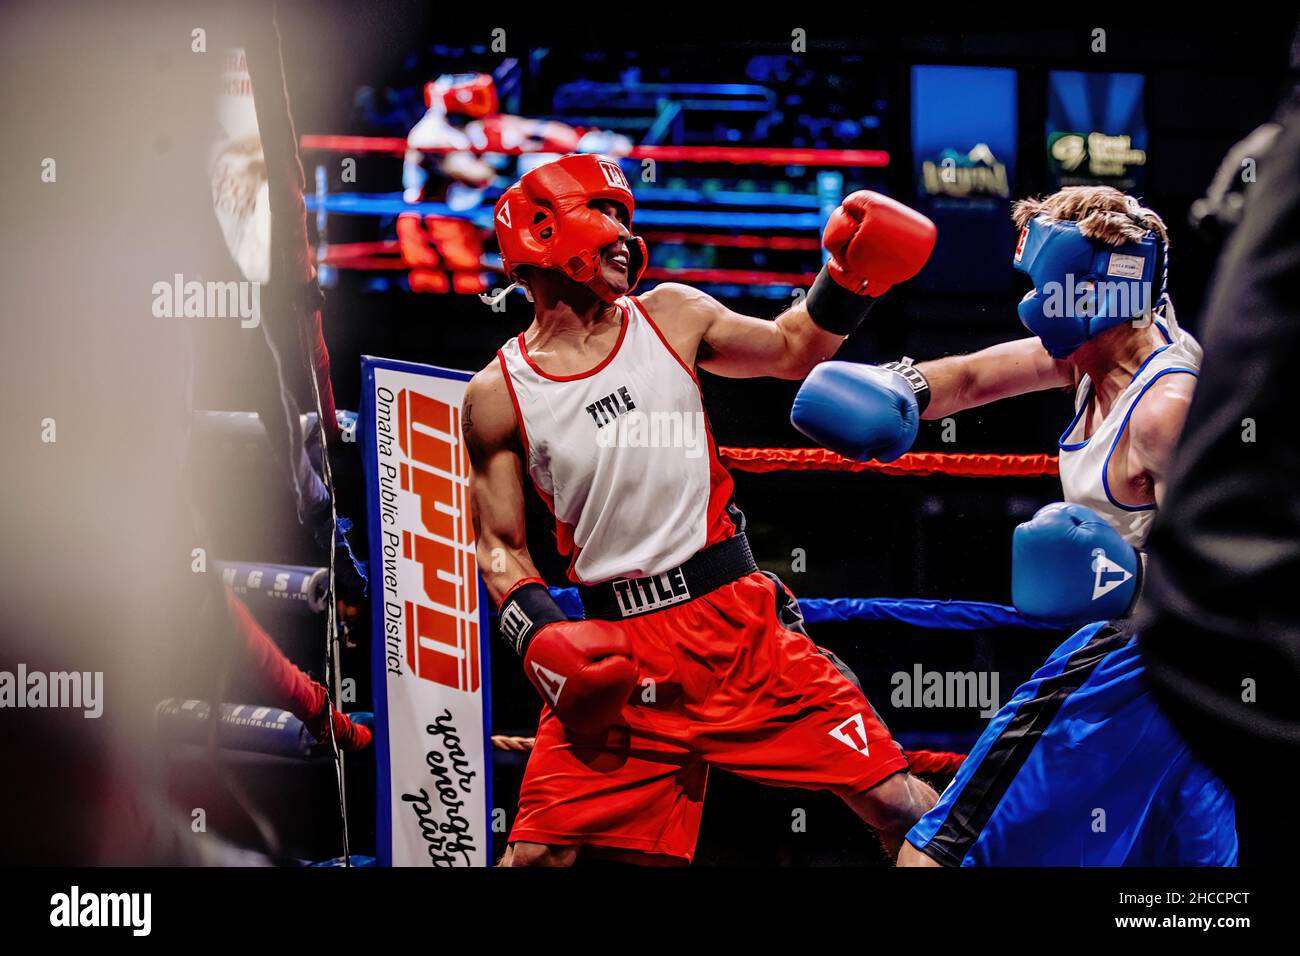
[461,400,474,443]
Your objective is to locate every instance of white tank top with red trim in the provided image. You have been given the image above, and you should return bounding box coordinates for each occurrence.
[1058,320,1201,548]
[498,297,735,584]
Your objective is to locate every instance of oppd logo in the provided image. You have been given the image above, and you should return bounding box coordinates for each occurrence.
[597,160,630,191]
[1090,548,1133,601]
[829,713,871,756]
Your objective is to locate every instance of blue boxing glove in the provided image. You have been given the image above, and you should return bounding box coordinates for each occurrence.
[791,361,922,462]
[1012,502,1141,626]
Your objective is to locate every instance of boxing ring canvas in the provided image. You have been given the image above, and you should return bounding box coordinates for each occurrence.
[361,356,494,866]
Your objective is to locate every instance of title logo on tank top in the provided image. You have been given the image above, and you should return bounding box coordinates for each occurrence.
[585,386,637,427]
[585,383,709,459]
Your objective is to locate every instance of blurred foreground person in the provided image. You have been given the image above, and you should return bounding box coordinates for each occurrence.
[1136,70,1300,867]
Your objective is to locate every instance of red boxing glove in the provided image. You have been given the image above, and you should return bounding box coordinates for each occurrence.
[475,115,582,155]
[524,619,637,734]
[823,191,937,296]
[498,581,637,734]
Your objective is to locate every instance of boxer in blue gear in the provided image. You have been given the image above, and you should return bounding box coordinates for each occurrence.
[792,185,1236,866]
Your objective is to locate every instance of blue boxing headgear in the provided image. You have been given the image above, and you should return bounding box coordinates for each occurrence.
[1013,215,1164,359]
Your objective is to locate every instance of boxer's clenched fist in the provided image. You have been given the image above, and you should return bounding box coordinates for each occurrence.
[498,580,637,734]
[523,618,638,735]
[823,191,937,296]
[1012,502,1141,626]
[791,361,921,462]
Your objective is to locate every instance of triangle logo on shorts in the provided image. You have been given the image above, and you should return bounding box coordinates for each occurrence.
[530,661,567,707]
[829,713,871,756]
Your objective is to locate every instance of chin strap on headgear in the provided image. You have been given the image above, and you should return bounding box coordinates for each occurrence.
[478,281,534,308]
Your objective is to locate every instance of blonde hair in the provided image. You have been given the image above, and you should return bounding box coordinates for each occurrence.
[1012,185,1168,251]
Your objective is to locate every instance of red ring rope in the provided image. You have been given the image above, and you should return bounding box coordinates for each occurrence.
[299,135,889,168]
[719,448,1060,478]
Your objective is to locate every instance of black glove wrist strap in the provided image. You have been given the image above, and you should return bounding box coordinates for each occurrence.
[805,266,877,335]
[880,357,931,414]
[498,582,567,656]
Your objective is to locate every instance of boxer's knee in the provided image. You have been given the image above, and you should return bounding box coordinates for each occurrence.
[847,771,938,837]
[498,841,579,867]
[897,840,943,867]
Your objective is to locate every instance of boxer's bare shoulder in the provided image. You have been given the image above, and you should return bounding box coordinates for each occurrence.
[638,281,717,317]
[463,359,518,462]
[1126,371,1196,477]
[636,282,728,367]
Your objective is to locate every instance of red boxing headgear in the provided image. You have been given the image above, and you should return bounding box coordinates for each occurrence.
[424,73,498,118]
[492,154,647,303]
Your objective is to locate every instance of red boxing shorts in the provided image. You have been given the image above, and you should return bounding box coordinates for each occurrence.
[508,572,908,862]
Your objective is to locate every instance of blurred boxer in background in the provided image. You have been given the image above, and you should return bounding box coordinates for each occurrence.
[399,72,633,294]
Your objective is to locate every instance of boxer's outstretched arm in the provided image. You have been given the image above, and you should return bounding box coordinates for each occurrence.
[916,336,1073,420]
[637,191,933,380]
[639,282,845,380]
[699,294,846,380]
[463,364,541,606]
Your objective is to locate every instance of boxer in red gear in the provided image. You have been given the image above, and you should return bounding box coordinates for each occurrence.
[465,154,937,865]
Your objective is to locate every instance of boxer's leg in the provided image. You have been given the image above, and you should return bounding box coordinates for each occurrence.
[897,841,942,867]
[760,569,938,850]
[498,842,579,867]
[842,771,938,859]
[900,621,1124,867]
[498,843,690,867]
[506,705,706,866]
[900,621,1236,866]
[689,574,923,855]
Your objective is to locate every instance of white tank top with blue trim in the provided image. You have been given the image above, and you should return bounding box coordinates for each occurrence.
[1058,319,1201,548]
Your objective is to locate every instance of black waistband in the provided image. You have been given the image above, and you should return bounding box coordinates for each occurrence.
[577,532,758,620]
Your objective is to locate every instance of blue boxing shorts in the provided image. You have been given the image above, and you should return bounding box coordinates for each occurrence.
[905,620,1237,866]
